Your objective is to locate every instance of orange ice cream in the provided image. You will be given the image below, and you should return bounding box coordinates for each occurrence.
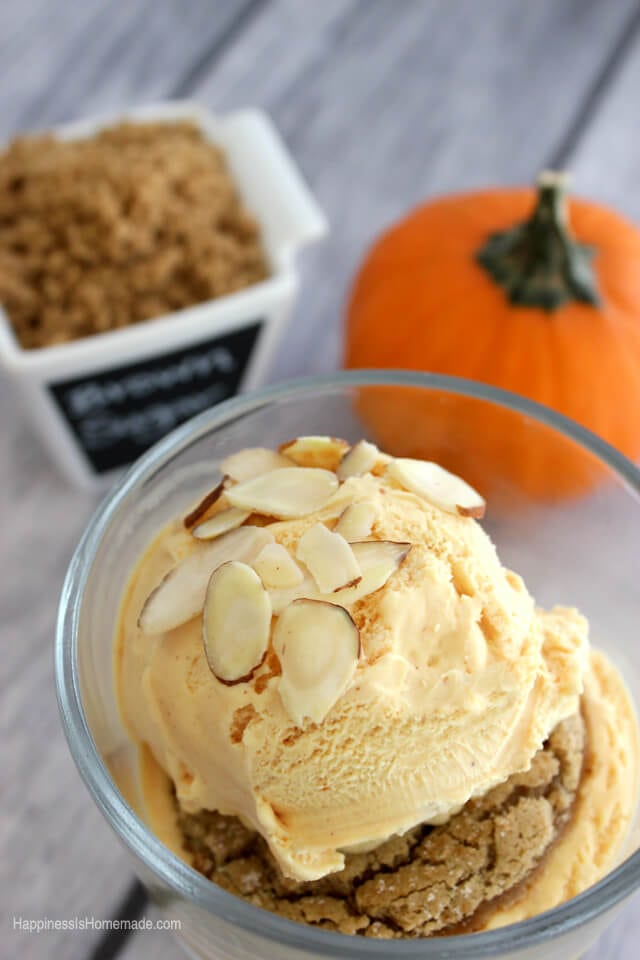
[115,438,636,900]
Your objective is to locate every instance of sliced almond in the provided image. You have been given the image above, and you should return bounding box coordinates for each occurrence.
[296,523,361,593]
[138,526,274,635]
[203,561,272,684]
[226,468,339,519]
[192,507,251,541]
[253,543,304,588]
[268,570,321,615]
[337,440,380,480]
[164,528,194,564]
[334,501,377,541]
[333,540,411,605]
[273,599,360,724]
[386,458,486,519]
[269,539,410,611]
[371,451,393,476]
[220,447,293,483]
[183,480,225,529]
[279,435,350,470]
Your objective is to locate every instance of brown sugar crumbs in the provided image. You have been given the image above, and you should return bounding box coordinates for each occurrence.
[0,121,269,349]
[178,713,585,938]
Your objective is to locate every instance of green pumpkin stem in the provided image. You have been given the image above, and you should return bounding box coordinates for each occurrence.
[476,171,601,311]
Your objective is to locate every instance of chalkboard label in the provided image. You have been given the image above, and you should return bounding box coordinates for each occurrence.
[49,321,263,473]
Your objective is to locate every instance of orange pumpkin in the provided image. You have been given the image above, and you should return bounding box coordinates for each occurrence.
[345,173,640,499]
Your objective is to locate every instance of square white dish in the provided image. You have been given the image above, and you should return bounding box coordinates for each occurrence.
[0,101,328,488]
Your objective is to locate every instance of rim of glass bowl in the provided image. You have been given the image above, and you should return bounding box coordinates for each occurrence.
[56,370,640,959]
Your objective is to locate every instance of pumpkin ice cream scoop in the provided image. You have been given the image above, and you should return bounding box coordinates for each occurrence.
[115,437,606,885]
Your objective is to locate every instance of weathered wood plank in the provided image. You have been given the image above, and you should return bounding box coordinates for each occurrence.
[188,0,640,384]
[0,0,264,138]
[0,4,265,958]
[561,22,640,957]
[585,897,640,960]
[1,448,102,960]
[565,13,640,222]
[117,905,181,960]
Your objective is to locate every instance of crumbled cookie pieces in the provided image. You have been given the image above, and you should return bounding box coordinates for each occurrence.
[178,713,584,937]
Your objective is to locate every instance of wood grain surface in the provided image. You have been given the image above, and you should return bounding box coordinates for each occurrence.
[2,1,640,958]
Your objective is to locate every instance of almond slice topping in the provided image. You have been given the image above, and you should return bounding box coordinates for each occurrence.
[268,570,321,615]
[192,507,251,540]
[334,501,377,541]
[253,543,304,588]
[220,447,293,483]
[203,562,272,684]
[296,523,361,593]
[273,599,360,724]
[386,458,486,519]
[333,540,411,605]
[337,439,380,480]
[138,526,274,635]
[279,435,350,471]
[226,468,339,519]
[183,480,225,529]
[268,539,410,611]
[370,451,393,476]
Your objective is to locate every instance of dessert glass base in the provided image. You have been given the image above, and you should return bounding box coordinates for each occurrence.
[56,372,640,960]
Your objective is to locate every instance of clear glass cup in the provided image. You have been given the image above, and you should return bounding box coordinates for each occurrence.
[55,371,640,960]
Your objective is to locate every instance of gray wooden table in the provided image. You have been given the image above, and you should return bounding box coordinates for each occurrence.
[2,1,640,957]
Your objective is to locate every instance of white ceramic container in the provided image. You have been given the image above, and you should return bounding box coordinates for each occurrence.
[0,101,328,487]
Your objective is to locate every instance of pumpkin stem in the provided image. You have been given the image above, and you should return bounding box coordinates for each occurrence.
[476,171,601,311]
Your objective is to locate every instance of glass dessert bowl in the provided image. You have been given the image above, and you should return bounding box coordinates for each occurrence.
[56,371,640,960]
